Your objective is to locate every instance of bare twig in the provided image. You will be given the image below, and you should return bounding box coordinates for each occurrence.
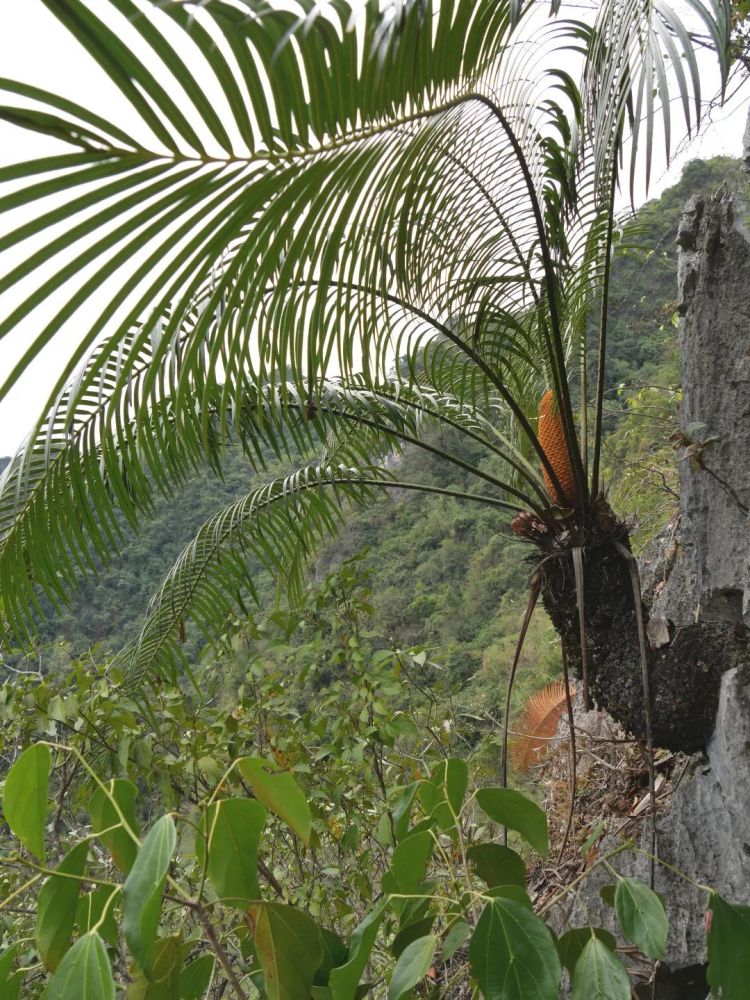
[572,548,592,710]
[501,572,542,847]
[614,542,657,889]
[558,642,578,861]
[193,903,248,1000]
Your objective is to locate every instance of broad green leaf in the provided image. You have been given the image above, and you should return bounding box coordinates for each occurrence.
[196,798,266,908]
[391,917,435,959]
[3,743,50,862]
[89,779,140,873]
[238,757,311,844]
[314,928,349,986]
[0,943,23,1000]
[420,759,468,832]
[388,935,437,1000]
[43,932,115,1000]
[246,902,322,1000]
[123,815,176,973]
[469,898,560,1000]
[556,927,616,975]
[392,782,419,842]
[330,899,388,1000]
[388,831,434,892]
[614,877,668,960]
[128,935,184,999]
[179,954,215,999]
[36,840,89,971]
[475,788,549,858]
[572,935,631,1000]
[599,884,616,907]
[468,844,526,888]
[0,943,20,979]
[487,885,534,909]
[430,758,468,815]
[707,893,750,998]
[77,888,119,949]
[441,920,471,961]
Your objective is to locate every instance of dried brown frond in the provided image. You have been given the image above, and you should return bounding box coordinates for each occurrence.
[510,680,576,773]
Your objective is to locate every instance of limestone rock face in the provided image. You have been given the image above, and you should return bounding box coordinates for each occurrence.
[552,161,750,995]
[670,186,750,627]
[631,177,750,979]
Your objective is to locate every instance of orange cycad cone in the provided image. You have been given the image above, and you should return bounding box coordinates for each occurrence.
[538,389,578,507]
[510,679,575,773]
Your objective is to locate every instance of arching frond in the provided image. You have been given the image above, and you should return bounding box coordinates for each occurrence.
[114,461,512,686]
[0,0,735,671]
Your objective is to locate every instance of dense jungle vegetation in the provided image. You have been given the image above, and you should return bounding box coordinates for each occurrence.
[14,155,741,695]
[1,0,749,995]
[2,155,748,999]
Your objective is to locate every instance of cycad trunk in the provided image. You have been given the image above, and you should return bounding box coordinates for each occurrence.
[539,182,750,756]
[539,529,747,753]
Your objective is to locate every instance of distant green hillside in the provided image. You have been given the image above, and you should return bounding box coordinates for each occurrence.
[4,156,745,690]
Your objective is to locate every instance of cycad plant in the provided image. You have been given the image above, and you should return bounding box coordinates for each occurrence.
[0,0,739,755]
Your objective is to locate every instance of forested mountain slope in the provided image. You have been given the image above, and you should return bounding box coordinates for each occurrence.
[3,156,744,680]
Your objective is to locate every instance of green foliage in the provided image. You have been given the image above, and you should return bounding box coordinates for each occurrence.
[2,743,50,862]
[197,799,266,909]
[476,788,549,858]
[247,903,323,1000]
[44,933,115,1000]
[238,758,311,846]
[388,935,437,1000]
[122,815,176,973]
[89,778,139,873]
[571,935,630,1000]
[469,897,560,999]
[35,841,88,971]
[707,894,750,998]
[613,876,669,960]
[0,564,747,997]
[556,927,617,975]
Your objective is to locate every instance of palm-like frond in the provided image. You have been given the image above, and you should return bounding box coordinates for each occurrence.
[0,0,734,673]
[115,459,514,686]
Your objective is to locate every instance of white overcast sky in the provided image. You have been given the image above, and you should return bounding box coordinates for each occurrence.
[0,0,747,455]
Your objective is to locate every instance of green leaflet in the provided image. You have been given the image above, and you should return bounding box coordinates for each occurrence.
[571,935,631,1000]
[468,843,526,888]
[238,756,311,844]
[475,788,549,858]
[89,778,140,873]
[469,898,560,1000]
[556,927,617,975]
[387,831,434,892]
[3,743,50,862]
[196,798,266,908]
[42,933,115,1000]
[388,935,437,1000]
[246,902,323,1000]
[614,877,668,960]
[178,954,215,999]
[36,841,89,971]
[122,815,176,973]
[707,893,750,998]
[329,899,388,1000]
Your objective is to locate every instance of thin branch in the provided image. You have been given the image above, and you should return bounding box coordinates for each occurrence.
[558,641,578,860]
[501,572,541,846]
[591,153,619,497]
[572,547,592,711]
[614,541,657,889]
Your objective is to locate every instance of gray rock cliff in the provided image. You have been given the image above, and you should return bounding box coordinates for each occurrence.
[551,165,750,997]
